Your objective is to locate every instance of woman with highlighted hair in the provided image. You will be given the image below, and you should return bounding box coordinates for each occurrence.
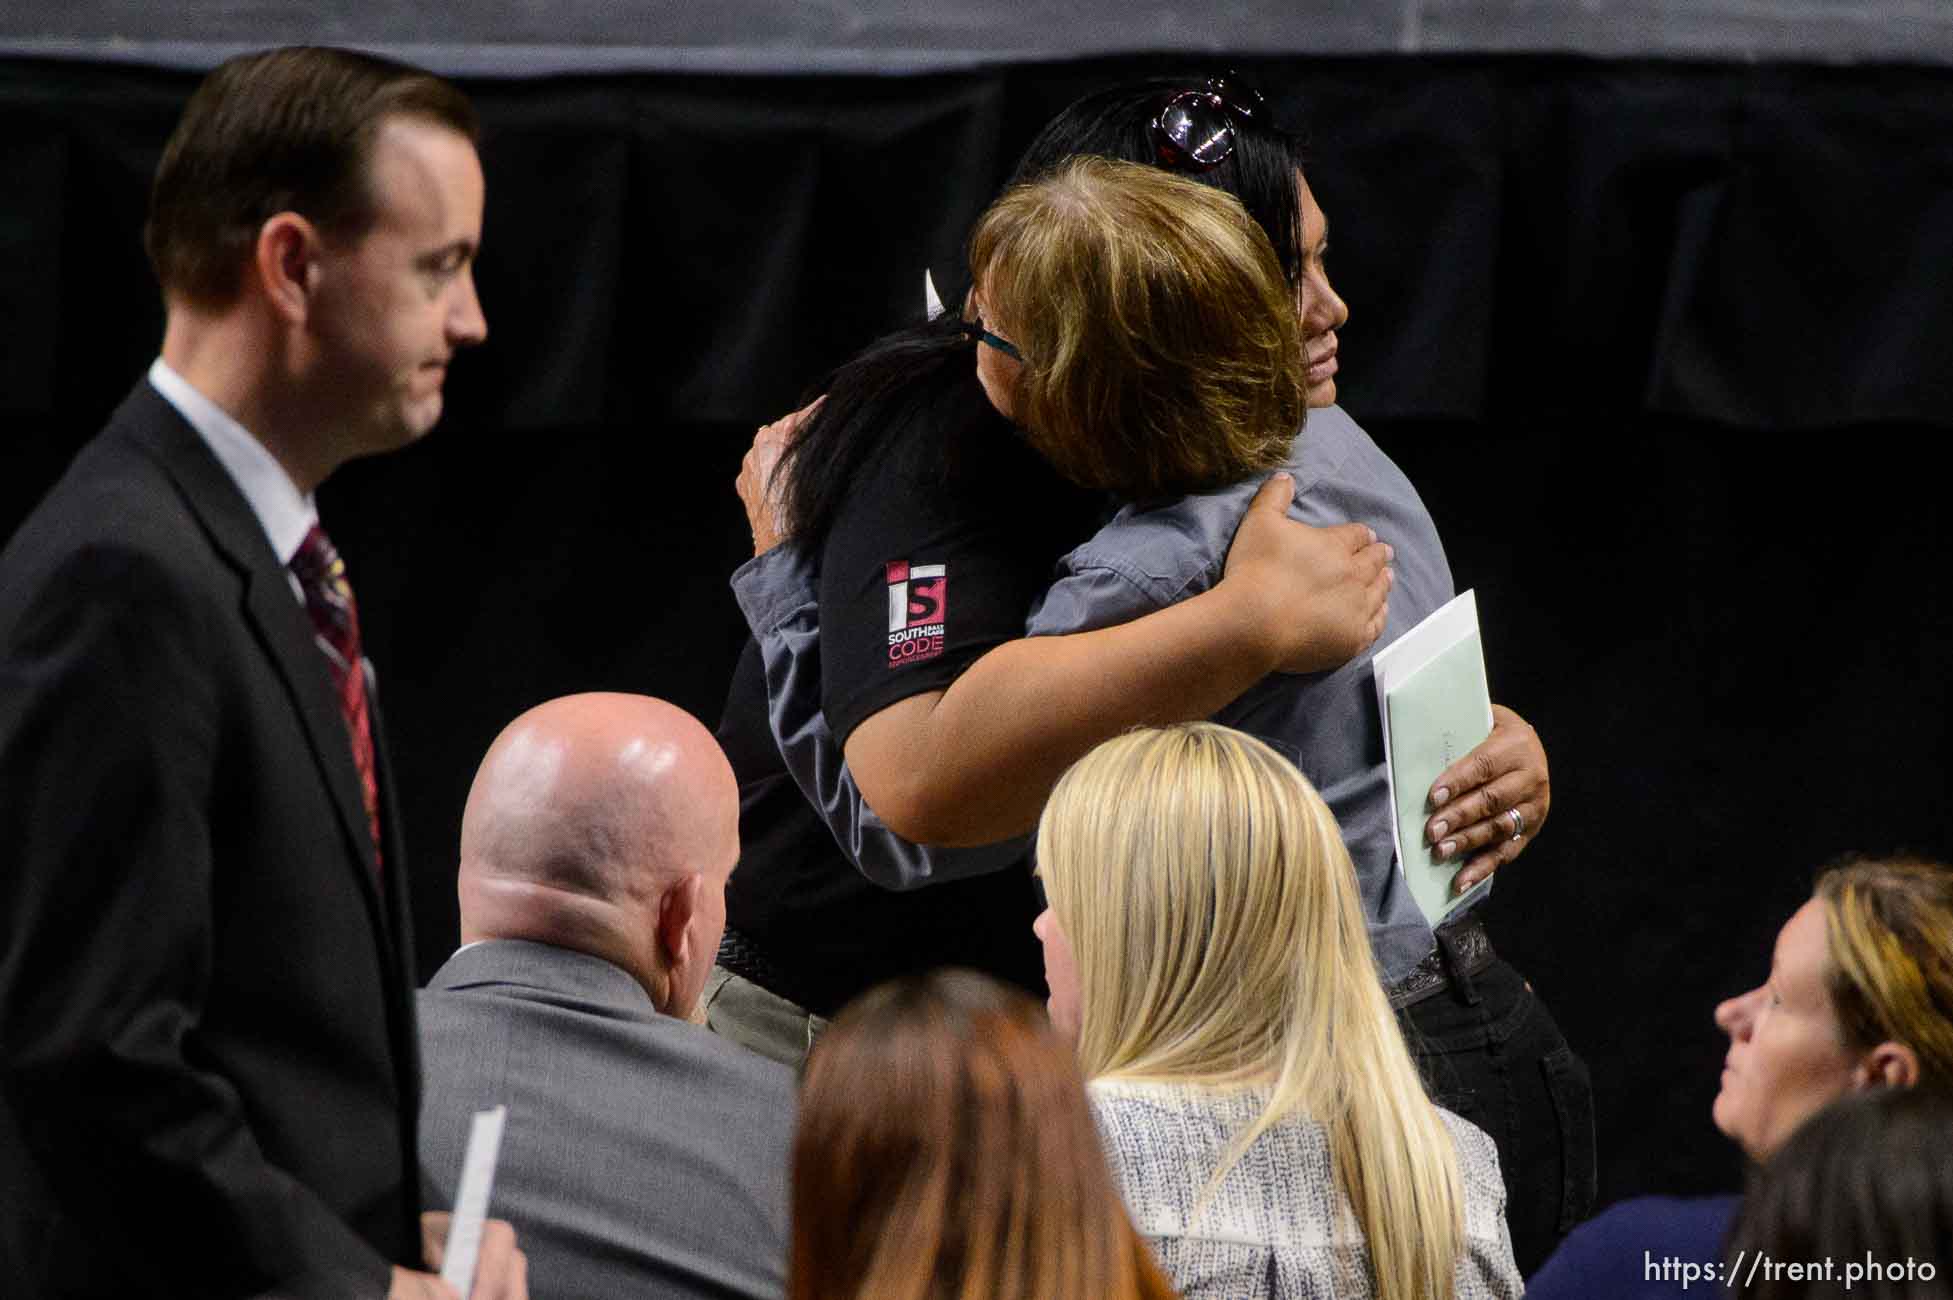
[1033,722,1522,1300]
[1528,854,1953,1300]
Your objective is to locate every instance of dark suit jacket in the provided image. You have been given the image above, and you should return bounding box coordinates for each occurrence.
[0,381,424,1298]
[418,941,796,1300]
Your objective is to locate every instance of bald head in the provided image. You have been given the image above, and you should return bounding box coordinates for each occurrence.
[457,693,739,1014]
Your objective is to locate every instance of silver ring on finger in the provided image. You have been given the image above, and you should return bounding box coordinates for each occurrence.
[1507,807,1524,841]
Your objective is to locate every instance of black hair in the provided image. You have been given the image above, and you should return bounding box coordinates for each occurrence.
[1007,77,1309,290]
[1724,1088,1953,1299]
[779,313,1006,548]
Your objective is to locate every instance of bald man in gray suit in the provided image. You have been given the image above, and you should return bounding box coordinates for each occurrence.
[417,694,795,1300]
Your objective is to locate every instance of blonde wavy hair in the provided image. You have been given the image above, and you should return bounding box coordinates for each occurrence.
[966,156,1305,501]
[1815,855,1953,1088]
[1036,723,1466,1300]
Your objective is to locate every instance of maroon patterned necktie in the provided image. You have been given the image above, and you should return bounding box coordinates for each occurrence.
[290,524,383,874]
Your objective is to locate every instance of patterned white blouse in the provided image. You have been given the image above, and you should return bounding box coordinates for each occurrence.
[1090,1079,1524,1300]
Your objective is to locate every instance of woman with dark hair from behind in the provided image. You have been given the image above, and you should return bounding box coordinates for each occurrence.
[788,969,1180,1300]
[1723,1088,1953,1300]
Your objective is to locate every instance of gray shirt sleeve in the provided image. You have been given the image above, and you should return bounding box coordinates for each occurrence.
[1023,557,1165,638]
[729,544,1027,891]
[1024,489,1228,639]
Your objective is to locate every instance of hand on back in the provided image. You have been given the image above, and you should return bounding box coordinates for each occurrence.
[1222,473,1393,675]
[737,398,823,556]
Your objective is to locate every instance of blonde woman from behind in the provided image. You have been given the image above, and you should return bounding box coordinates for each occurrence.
[1035,723,1521,1300]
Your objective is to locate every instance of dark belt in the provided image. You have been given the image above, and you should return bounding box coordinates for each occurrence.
[1387,911,1496,1010]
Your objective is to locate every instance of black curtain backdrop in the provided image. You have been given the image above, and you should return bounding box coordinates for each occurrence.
[3,53,1950,1214]
[9,1,1953,69]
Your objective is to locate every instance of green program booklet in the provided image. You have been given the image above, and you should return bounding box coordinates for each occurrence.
[1371,589,1495,926]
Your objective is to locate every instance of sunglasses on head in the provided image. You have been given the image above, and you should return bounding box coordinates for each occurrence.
[1150,74,1271,173]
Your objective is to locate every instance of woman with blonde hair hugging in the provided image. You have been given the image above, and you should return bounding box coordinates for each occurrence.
[788,969,1181,1300]
[1034,722,1521,1300]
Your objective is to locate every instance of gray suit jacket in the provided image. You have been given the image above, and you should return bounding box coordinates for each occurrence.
[417,941,795,1300]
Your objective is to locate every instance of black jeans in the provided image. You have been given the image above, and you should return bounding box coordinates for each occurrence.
[1398,937,1597,1277]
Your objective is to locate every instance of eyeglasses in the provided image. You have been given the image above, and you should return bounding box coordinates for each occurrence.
[962,317,1023,362]
[1150,74,1270,173]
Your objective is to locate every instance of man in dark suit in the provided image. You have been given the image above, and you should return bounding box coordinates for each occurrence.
[0,47,523,1299]
[419,694,797,1300]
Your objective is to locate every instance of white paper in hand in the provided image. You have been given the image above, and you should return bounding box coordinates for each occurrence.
[440,1104,508,1299]
[1372,589,1496,925]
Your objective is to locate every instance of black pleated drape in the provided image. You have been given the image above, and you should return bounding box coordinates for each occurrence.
[3,53,1949,1209]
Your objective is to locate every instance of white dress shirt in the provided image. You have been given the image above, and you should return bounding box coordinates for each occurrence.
[148,357,316,602]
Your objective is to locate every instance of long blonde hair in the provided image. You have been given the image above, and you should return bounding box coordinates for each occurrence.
[1036,724,1466,1300]
[788,970,1180,1300]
